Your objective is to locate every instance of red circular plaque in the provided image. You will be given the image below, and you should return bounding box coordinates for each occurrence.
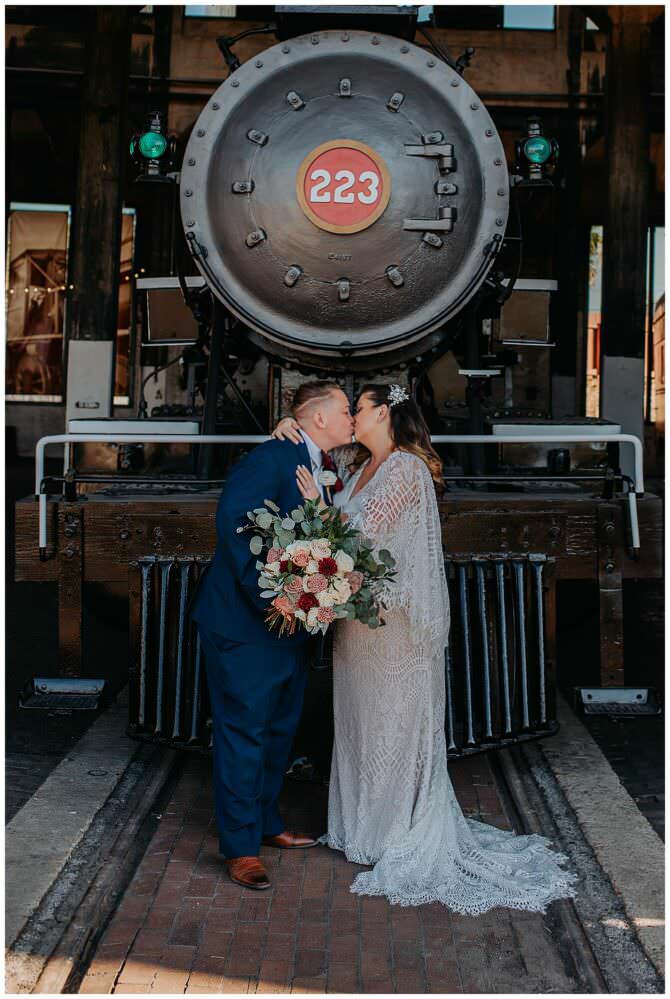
[296,139,391,234]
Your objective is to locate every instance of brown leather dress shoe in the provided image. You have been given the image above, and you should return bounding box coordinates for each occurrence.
[262,830,319,850]
[225,856,271,890]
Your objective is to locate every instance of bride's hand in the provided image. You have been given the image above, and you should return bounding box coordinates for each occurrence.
[272,417,303,444]
[296,464,322,502]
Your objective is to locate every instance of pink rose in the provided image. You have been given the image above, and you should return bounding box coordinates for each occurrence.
[285,576,304,595]
[305,573,328,594]
[345,570,364,594]
[316,606,336,625]
[291,549,310,568]
[272,594,293,616]
[267,547,284,564]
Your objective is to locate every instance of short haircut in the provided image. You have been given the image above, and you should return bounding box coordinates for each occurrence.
[291,380,341,417]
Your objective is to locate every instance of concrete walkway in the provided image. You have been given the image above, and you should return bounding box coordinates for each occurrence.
[541,695,665,978]
[5,691,138,950]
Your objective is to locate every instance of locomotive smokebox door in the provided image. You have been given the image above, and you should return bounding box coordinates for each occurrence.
[181,30,509,370]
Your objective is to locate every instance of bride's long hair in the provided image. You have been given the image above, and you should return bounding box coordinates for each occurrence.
[351,383,444,493]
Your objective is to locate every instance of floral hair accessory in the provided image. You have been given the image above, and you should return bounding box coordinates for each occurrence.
[388,384,409,407]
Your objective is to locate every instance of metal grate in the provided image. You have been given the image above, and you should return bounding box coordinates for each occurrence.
[444,555,558,756]
[128,554,558,756]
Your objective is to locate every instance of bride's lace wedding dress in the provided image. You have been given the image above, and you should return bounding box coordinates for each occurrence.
[320,446,578,915]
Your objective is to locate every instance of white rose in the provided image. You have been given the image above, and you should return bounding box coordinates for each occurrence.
[264,562,281,576]
[330,577,352,604]
[309,539,332,559]
[294,609,306,621]
[334,549,354,574]
[305,559,320,574]
[306,607,319,628]
[318,470,337,487]
[317,590,336,607]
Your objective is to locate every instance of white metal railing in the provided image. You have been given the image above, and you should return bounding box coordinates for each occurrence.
[34,432,644,556]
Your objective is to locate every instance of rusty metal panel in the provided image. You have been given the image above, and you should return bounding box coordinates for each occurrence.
[14,494,663,584]
[57,505,84,678]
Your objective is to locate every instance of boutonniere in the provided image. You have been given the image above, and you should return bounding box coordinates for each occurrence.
[318,469,338,503]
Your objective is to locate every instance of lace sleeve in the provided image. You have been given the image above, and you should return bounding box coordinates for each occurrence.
[330,444,364,481]
[350,451,420,542]
[349,450,450,655]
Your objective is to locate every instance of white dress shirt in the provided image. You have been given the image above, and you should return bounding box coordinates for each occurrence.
[299,430,325,500]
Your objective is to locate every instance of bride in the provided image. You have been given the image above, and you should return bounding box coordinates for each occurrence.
[273,383,577,914]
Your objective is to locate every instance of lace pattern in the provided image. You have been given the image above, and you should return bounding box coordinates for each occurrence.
[322,450,578,914]
[346,450,450,656]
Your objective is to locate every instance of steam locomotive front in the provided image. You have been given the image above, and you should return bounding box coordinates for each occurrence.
[180,30,509,370]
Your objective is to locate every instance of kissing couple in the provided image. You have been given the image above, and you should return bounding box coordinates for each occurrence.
[191,380,577,912]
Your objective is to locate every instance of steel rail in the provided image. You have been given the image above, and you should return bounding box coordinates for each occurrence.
[35,432,644,557]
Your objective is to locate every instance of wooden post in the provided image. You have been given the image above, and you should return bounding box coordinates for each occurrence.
[552,8,586,419]
[58,506,84,677]
[65,7,132,421]
[599,7,658,475]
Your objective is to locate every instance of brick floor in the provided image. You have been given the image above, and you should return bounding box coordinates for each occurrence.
[79,754,580,994]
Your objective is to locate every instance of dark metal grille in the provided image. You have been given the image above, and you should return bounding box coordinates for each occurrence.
[128,554,558,756]
[444,555,558,755]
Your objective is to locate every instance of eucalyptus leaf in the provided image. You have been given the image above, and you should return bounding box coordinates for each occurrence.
[281,518,295,530]
[249,535,263,556]
[291,508,305,522]
[378,549,392,565]
[256,512,274,530]
[368,617,379,629]
[264,499,280,513]
[260,590,276,598]
[301,521,312,535]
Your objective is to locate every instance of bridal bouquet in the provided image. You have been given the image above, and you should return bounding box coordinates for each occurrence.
[238,498,396,636]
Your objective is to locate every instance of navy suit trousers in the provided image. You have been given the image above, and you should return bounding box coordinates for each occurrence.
[197,624,309,858]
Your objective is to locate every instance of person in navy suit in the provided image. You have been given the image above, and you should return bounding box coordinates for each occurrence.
[191,381,354,889]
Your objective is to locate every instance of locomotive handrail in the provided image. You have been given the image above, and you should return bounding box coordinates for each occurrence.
[34,432,644,558]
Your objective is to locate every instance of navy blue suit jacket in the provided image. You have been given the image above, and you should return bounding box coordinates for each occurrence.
[191,437,314,646]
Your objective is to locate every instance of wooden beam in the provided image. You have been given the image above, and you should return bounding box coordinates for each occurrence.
[67,7,132,345]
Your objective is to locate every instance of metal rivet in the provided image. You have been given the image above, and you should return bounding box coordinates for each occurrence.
[450,78,460,87]
[494,158,502,166]
[311,35,319,45]
[212,102,220,110]
[255,59,263,68]
[371,36,380,45]
[282,44,290,53]
[188,158,195,166]
[231,79,239,87]
[184,189,193,197]
[485,128,493,137]
[497,188,505,196]
[427,59,435,67]
[341,32,349,41]
[400,44,409,53]
[470,102,479,110]
[186,220,195,228]
[495,217,504,226]
[197,129,205,137]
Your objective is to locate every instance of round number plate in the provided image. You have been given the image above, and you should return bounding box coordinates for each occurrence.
[296,139,391,234]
